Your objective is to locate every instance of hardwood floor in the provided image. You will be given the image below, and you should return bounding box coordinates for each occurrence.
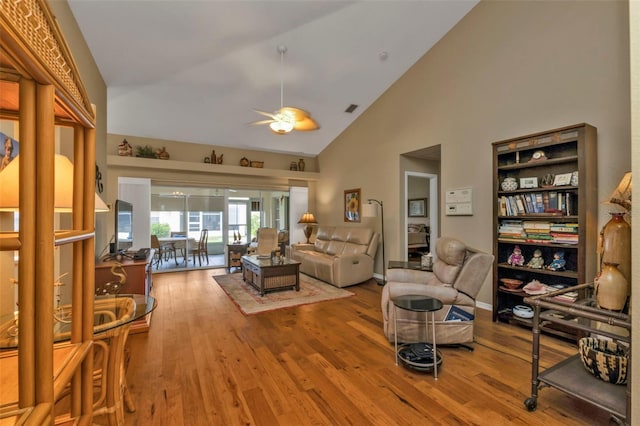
[121,269,611,426]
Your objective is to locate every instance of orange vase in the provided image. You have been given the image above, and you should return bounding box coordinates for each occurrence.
[595,262,628,311]
[600,212,631,295]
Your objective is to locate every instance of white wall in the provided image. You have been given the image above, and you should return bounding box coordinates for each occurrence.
[289,186,309,245]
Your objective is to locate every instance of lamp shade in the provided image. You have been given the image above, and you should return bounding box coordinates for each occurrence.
[297,212,317,224]
[362,203,378,218]
[95,195,110,212]
[0,154,108,212]
[608,172,632,211]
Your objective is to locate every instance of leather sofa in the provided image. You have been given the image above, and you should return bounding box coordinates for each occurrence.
[381,236,493,346]
[290,226,379,288]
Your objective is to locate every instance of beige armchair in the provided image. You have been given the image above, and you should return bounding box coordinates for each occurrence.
[247,227,279,257]
[381,237,493,348]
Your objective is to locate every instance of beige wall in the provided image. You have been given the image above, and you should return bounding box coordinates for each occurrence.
[318,0,631,307]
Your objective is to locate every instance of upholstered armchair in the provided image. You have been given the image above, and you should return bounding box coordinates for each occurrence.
[247,228,279,257]
[381,237,493,347]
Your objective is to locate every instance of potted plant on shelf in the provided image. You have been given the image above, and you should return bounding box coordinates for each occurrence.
[135,145,155,158]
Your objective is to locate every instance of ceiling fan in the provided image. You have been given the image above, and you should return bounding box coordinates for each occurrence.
[252,45,319,135]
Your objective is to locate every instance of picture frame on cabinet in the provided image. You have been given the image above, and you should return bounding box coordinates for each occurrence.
[519,177,538,189]
[553,173,573,186]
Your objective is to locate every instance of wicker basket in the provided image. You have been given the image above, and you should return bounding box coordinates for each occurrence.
[250,161,264,168]
[578,337,628,385]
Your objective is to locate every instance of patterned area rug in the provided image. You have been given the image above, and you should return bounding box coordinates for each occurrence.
[213,273,354,315]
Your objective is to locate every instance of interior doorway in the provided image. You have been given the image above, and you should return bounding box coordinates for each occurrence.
[402,145,441,261]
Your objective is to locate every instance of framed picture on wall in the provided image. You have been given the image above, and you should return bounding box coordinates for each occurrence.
[408,198,427,217]
[344,188,361,222]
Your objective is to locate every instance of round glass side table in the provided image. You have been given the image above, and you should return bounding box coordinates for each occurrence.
[392,294,443,379]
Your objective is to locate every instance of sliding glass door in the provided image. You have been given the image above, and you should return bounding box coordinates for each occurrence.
[150,185,290,270]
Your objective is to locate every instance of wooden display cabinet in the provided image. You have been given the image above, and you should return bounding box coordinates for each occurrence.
[491,123,598,340]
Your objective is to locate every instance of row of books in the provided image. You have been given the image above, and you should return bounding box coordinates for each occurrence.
[498,220,579,244]
[499,191,577,216]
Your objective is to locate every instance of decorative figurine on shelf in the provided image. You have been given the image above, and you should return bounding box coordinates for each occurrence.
[118,139,133,156]
[507,245,525,266]
[217,154,223,164]
[541,173,555,187]
[526,249,545,269]
[211,150,217,164]
[546,250,566,271]
[155,146,170,160]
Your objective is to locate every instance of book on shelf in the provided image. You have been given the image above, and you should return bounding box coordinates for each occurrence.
[524,193,535,213]
[534,192,545,213]
[548,191,558,210]
[550,233,579,244]
[550,223,578,233]
[552,291,578,303]
[515,196,526,215]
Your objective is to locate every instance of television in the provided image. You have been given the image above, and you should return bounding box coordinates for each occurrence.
[114,199,133,253]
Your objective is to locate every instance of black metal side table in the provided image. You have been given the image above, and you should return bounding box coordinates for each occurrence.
[392,294,443,379]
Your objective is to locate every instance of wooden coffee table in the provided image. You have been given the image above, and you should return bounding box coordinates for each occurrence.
[241,255,301,296]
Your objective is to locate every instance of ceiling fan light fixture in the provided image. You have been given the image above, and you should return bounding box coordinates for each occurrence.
[269,119,294,134]
[252,45,319,133]
[269,109,295,134]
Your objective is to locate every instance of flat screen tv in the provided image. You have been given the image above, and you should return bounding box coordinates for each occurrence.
[114,199,133,253]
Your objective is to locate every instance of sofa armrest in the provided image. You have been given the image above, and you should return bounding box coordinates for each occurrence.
[291,243,314,253]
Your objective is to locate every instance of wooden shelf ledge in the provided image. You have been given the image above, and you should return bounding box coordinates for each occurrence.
[107,155,320,181]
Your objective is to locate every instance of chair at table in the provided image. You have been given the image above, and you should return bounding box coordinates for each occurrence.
[190,229,209,267]
[170,231,188,261]
[150,234,176,269]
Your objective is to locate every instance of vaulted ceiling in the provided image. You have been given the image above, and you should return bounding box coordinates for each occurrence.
[68,1,478,157]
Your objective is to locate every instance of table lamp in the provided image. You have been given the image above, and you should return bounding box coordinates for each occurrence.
[0,154,109,212]
[297,212,317,244]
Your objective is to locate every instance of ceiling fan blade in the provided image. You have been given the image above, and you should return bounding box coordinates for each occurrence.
[280,106,308,121]
[254,109,277,120]
[293,116,319,131]
[277,106,319,131]
[250,119,275,126]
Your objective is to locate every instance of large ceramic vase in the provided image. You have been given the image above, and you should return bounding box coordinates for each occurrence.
[595,262,628,311]
[600,212,631,294]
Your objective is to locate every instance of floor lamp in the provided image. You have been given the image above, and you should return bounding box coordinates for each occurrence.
[363,199,385,286]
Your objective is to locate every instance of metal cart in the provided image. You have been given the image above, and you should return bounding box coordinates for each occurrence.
[523,283,631,425]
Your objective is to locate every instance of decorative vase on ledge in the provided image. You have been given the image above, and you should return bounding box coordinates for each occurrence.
[595,262,628,311]
[600,212,631,293]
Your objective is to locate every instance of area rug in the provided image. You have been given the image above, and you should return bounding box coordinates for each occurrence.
[213,273,354,315]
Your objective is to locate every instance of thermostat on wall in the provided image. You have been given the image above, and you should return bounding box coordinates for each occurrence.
[445,187,473,216]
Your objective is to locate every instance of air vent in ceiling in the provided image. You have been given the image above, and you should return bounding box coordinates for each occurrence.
[345,104,358,113]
